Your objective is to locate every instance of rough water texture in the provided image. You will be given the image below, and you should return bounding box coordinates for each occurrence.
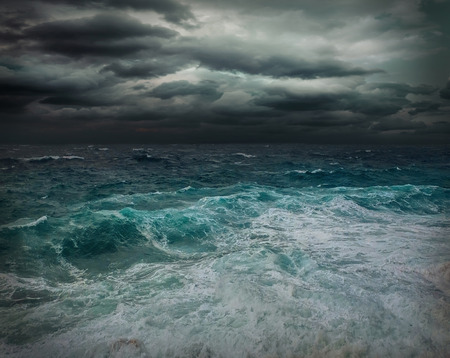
[0,144,449,357]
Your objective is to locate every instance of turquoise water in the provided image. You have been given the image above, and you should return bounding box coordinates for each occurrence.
[0,144,449,357]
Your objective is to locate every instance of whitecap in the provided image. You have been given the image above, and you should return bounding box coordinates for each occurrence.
[177,186,194,193]
[285,169,308,174]
[233,153,256,158]
[62,155,84,160]
[1,215,48,229]
[21,155,84,162]
[22,156,60,162]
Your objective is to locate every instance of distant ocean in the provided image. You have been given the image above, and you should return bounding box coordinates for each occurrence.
[1,144,449,357]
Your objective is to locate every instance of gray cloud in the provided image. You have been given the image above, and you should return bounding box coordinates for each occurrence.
[192,0,395,15]
[408,101,441,116]
[98,35,381,80]
[183,46,382,79]
[440,80,450,100]
[149,80,222,100]
[101,59,187,78]
[0,0,449,144]
[23,13,177,58]
[361,82,436,96]
[371,118,427,132]
[27,13,177,41]
[254,82,436,117]
[39,95,112,107]
[35,0,196,25]
[0,2,44,34]
[0,60,116,113]
[106,0,194,22]
[0,96,35,114]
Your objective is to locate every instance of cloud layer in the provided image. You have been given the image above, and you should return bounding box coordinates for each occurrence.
[1,0,449,143]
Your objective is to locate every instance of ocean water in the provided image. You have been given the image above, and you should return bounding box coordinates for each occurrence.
[0,144,449,358]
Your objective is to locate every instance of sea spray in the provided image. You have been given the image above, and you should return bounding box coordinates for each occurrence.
[0,144,449,357]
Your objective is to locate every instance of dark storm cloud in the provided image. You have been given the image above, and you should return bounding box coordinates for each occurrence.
[0,0,449,144]
[211,105,279,119]
[371,118,427,132]
[0,10,31,32]
[192,0,395,15]
[0,31,22,44]
[26,13,177,41]
[149,80,222,100]
[185,47,381,79]
[100,59,186,78]
[0,80,54,96]
[255,93,404,116]
[0,2,44,31]
[32,40,158,58]
[352,83,437,116]
[440,80,450,100]
[107,0,195,24]
[255,82,436,116]
[100,36,378,83]
[24,13,177,58]
[420,0,450,33]
[0,59,117,113]
[408,101,440,116]
[254,92,342,112]
[0,3,44,49]
[0,77,77,112]
[39,95,112,107]
[34,0,195,25]
[361,82,436,96]
[0,96,35,114]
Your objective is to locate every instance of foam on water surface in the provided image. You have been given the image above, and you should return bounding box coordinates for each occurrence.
[0,144,449,357]
[1,216,48,229]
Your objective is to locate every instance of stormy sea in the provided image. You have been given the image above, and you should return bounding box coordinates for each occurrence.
[0,144,449,358]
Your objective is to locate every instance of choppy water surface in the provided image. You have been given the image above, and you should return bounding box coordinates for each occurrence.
[0,144,449,357]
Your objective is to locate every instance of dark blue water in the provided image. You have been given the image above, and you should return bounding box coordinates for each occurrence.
[0,144,449,357]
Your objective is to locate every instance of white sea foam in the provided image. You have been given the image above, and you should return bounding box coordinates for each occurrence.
[287,169,308,174]
[21,155,60,162]
[20,155,84,162]
[233,152,256,158]
[1,215,47,229]
[177,186,194,193]
[285,169,332,175]
[62,155,84,160]
[1,183,448,357]
[422,262,450,296]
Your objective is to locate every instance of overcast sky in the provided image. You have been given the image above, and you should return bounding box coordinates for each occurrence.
[1,0,449,144]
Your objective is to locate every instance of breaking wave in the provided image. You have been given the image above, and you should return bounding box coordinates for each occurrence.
[0,144,448,357]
